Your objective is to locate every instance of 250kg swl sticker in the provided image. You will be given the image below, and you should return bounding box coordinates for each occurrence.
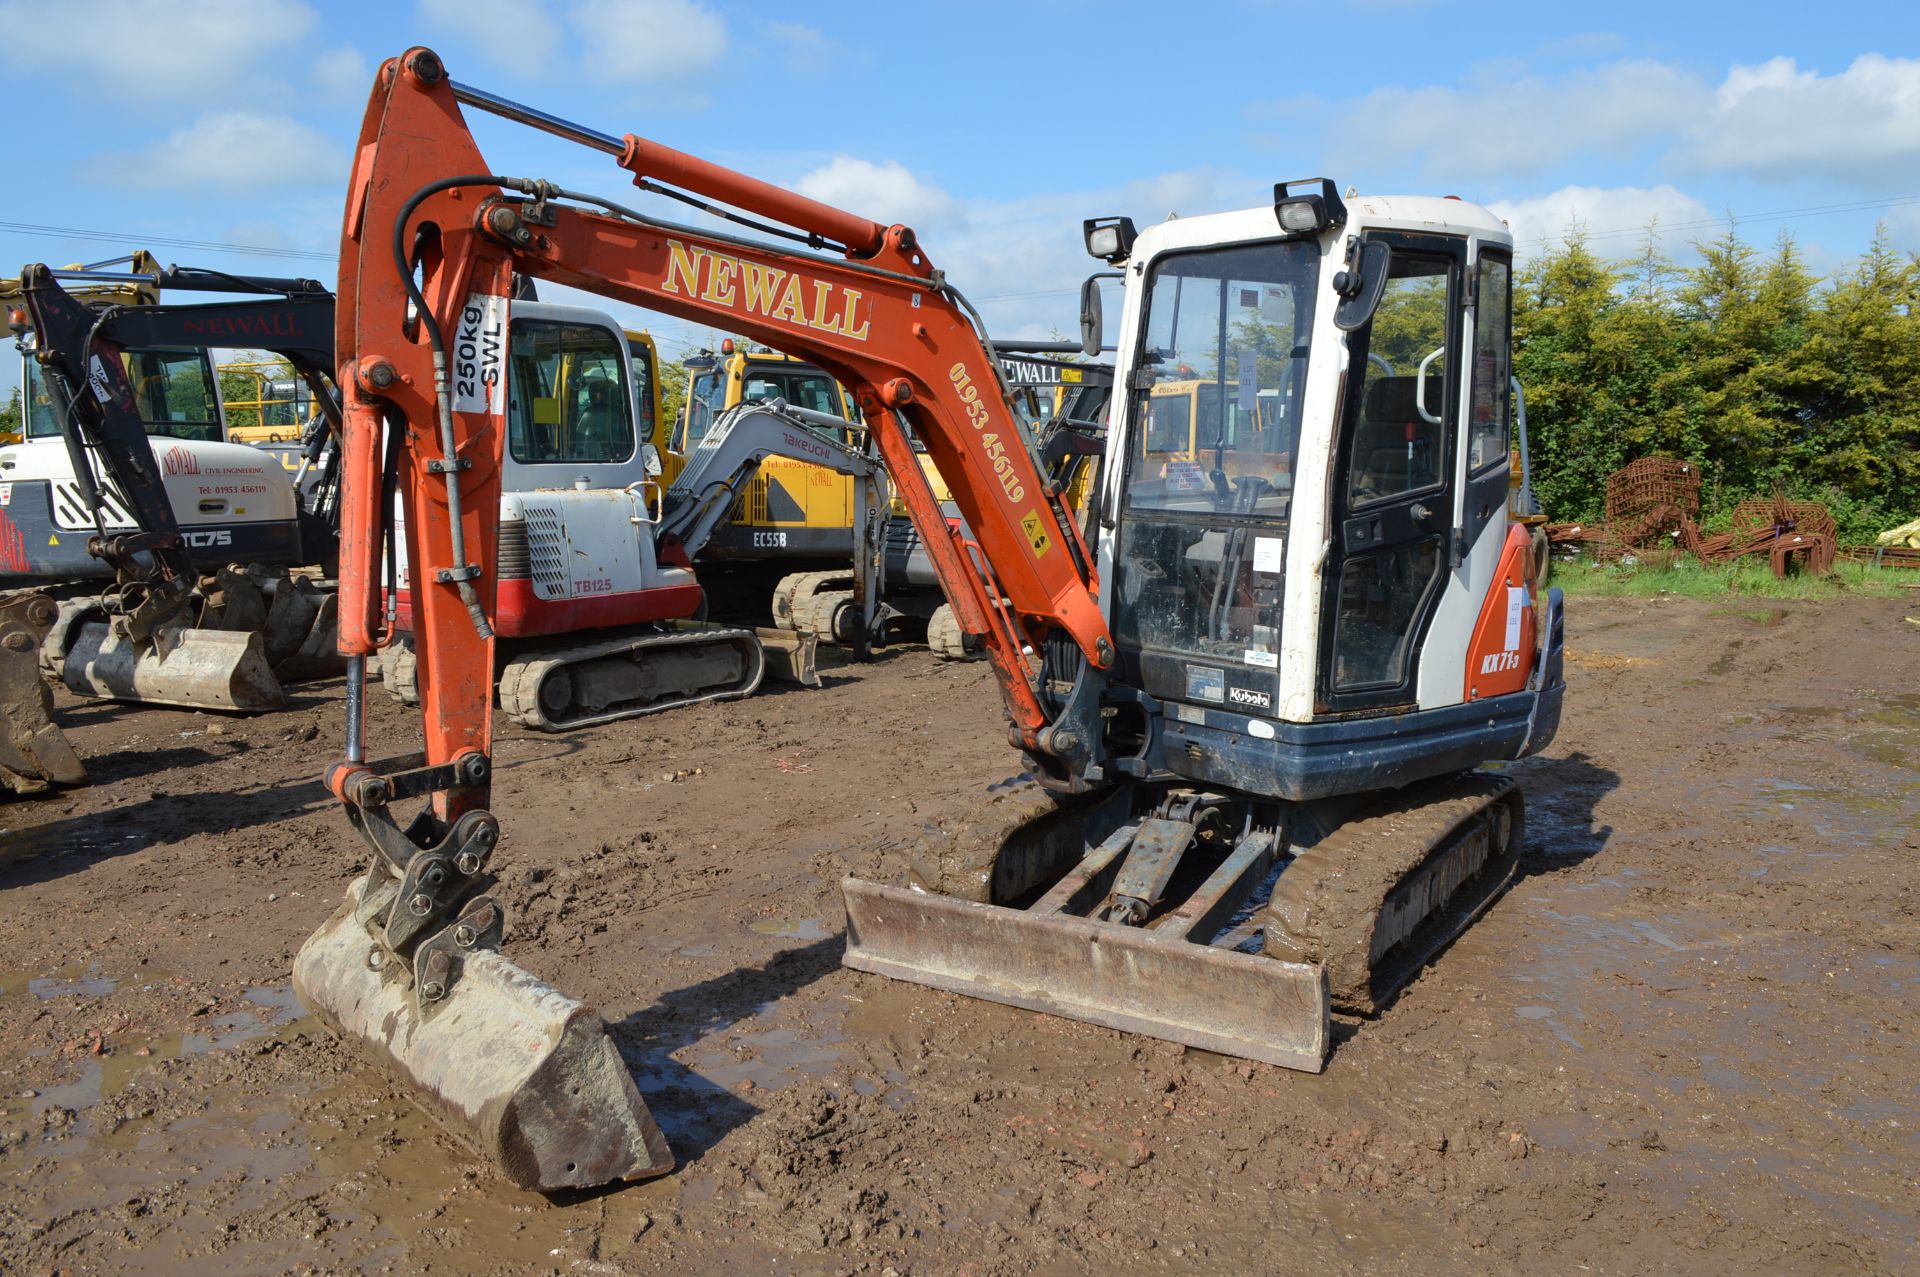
[452,293,508,416]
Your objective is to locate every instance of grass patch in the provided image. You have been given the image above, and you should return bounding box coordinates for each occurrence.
[1552,556,1914,600]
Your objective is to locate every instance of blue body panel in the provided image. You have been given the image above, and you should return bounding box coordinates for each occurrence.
[1135,588,1568,803]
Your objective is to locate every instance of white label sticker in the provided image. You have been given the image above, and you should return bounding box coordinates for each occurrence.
[0,483,11,506]
[1504,586,1528,650]
[1246,718,1276,740]
[87,354,114,404]
[1236,351,1257,413]
[1244,649,1279,669]
[451,293,509,416]
[1252,535,1284,574]
[1185,665,1226,703]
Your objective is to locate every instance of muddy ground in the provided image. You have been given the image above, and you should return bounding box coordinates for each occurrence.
[0,593,1915,1276]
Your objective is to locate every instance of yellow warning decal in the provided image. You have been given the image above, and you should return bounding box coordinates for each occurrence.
[1061,367,1083,383]
[47,534,58,545]
[1021,509,1052,558]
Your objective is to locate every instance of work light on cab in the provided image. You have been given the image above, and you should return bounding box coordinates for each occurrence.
[1083,216,1137,264]
[1273,178,1346,235]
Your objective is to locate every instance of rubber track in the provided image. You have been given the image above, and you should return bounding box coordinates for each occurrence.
[1264,772,1522,1015]
[925,603,976,661]
[770,571,851,633]
[499,626,765,732]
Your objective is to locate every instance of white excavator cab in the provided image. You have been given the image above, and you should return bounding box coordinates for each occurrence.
[1097,191,1542,745]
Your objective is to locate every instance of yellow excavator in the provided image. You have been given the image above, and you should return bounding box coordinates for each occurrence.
[662,340,1111,655]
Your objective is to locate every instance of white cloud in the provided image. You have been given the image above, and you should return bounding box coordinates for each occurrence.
[420,0,564,76]
[795,158,962,229]
[312,46,370,102]
[1333,60,1704,181]
[1273,52,1920,193]
[787,158,1255,339]
[102,112,349,192]
[0,0,317,96]
[574,0,727,83]
[1488,184,1714,259]
[1678,54,1920,187]
[769,21,834,74]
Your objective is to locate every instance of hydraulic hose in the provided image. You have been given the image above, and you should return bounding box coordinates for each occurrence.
[391,174,525,641]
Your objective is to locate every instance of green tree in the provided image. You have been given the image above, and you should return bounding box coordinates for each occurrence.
[0,386,20,441]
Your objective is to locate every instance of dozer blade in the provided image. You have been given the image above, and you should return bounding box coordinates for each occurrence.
[842,878,1330,1072]
[755,626,819,688]
[59,620,287,713]
[293,880,674,1192]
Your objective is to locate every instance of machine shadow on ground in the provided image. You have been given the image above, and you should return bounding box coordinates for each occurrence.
[611,934,844,1165]
[1508,749,1620,872]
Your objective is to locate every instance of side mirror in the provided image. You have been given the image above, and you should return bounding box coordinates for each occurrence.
[1078,274,1104,356]
[1333,239,1391,331]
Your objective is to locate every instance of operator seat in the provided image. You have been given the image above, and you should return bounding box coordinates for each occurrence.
[1352,375,1444,500]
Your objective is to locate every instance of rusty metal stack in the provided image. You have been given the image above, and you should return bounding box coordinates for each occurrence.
[1545,458,1858,578]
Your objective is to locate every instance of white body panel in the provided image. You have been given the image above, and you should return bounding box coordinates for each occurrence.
[392,302,675,602]
[0,435,299,531]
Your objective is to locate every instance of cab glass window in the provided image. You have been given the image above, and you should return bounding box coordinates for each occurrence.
[1342,256,1451,508]
[740,369,847,421]
[1467,255,1512,472]
[627,341,656,445]
[683,369,727,447]
[506,320,634,464]
[1122,240,1317,515]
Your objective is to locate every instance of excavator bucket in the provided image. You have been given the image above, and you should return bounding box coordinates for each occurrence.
[0,594,85,794]
[293,879,675,1192]
[53,616,287,714]
[755,626,819,688]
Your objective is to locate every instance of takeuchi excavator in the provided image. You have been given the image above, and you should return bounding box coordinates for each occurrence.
[296,49,1565,1192]
[14,266,342,711]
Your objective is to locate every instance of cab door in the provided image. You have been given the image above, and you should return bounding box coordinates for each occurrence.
[1317,232,1467,712]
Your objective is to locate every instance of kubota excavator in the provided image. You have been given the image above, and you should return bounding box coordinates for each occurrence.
[296,49,1565,1192]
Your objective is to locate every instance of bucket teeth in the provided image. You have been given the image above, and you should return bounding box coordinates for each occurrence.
[294,879,674,1191]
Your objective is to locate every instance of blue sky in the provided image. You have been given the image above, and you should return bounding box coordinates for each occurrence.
[3,0,1916,401]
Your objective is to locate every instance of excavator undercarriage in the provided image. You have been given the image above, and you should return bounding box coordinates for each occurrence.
[843,770,1524,1068]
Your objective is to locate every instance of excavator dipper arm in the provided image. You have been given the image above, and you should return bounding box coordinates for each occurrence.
[302,46,1121,1190]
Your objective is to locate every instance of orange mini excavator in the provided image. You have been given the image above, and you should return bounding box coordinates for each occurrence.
[296,48,1565,1191]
